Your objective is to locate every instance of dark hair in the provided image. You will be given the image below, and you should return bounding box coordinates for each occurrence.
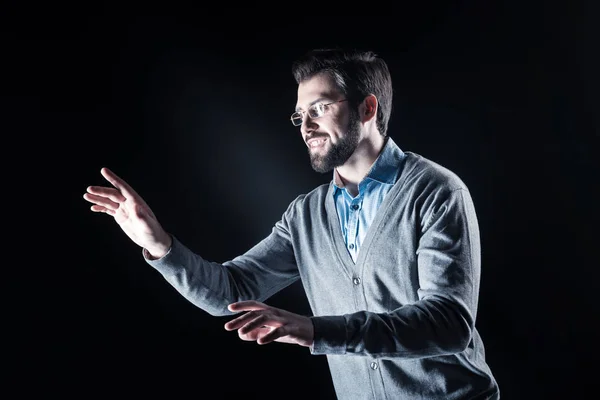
[291,48,393,136]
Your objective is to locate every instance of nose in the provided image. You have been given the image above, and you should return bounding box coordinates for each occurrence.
[301,114,318,136]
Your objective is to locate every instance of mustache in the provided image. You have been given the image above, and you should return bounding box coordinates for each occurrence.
[305,133,329,141]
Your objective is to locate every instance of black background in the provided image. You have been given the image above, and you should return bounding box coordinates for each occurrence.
[5,2,598,399]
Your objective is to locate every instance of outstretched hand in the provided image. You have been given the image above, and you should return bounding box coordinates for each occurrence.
[224,301,314,348]
[83,167,172,258]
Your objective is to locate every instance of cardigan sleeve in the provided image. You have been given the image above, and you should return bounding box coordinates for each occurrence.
[143,203,300,317]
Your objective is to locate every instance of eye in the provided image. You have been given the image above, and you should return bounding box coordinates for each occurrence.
[309,103,325,118]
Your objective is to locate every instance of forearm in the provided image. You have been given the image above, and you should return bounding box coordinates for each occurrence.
[144,228,300,316]
[310,295,473,357]
[144,235,241,316]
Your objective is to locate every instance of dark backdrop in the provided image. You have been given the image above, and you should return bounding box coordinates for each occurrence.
[5,2,598,399]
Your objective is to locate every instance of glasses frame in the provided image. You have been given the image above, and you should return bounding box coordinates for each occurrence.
[290,99,348,126]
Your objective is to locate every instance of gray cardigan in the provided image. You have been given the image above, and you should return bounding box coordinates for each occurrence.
[145,148,500,399]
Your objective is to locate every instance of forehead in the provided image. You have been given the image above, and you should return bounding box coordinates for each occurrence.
[295,72,342,110]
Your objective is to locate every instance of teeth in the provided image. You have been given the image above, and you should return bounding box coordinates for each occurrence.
[310,139,324,148]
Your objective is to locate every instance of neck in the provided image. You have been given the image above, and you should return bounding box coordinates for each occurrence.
[336,134,386,196]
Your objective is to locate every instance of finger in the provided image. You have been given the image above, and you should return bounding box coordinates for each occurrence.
[239,327,270,342]
[90,205,116,216]
[83,192,121,210]
[258,326,286,345]
[224,311,260,331]
[227,300,268,313]
[86,186,126,203]
[239,314,270,336]
[100,167,139,199]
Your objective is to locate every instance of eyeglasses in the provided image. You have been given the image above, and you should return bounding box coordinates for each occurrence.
[290,99,348,126]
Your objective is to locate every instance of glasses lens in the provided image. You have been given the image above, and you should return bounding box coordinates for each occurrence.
[291,113,303,126]
[308,103,325,118]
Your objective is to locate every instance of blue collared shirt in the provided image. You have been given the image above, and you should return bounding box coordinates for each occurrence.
[332,138,406,262]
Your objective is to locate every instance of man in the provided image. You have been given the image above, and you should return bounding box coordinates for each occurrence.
[83,48,500,399]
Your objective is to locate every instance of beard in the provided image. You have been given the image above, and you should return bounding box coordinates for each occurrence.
[309,111,361,173]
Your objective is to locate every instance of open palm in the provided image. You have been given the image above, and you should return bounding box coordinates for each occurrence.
[83,167,171,256]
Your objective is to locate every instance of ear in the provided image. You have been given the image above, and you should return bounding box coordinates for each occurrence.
[361,94,378,122]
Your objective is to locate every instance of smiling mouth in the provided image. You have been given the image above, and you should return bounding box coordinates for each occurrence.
[307,138,327,149]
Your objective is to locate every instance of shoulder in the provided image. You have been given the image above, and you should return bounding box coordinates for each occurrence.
[402,151,470,193]
[284,183,330,216]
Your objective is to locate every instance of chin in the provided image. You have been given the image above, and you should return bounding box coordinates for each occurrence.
[311,163,333,174]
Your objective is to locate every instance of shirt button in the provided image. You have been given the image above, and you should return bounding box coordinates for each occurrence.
[370,362,378,370]
[353,277,361,285]
[351,204,359,210]
[349,244,355,250]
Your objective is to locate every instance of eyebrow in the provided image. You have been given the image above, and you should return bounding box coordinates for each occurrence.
[295,97,329,112]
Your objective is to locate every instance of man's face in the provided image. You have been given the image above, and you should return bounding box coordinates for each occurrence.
[295,73,362,173]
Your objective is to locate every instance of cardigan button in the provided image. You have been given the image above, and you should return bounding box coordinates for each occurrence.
[353,277,361,285]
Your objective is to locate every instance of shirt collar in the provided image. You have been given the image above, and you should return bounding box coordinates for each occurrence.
[333,136,405,191]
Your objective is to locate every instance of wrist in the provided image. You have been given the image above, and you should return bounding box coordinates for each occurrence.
[146,234,172,260]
